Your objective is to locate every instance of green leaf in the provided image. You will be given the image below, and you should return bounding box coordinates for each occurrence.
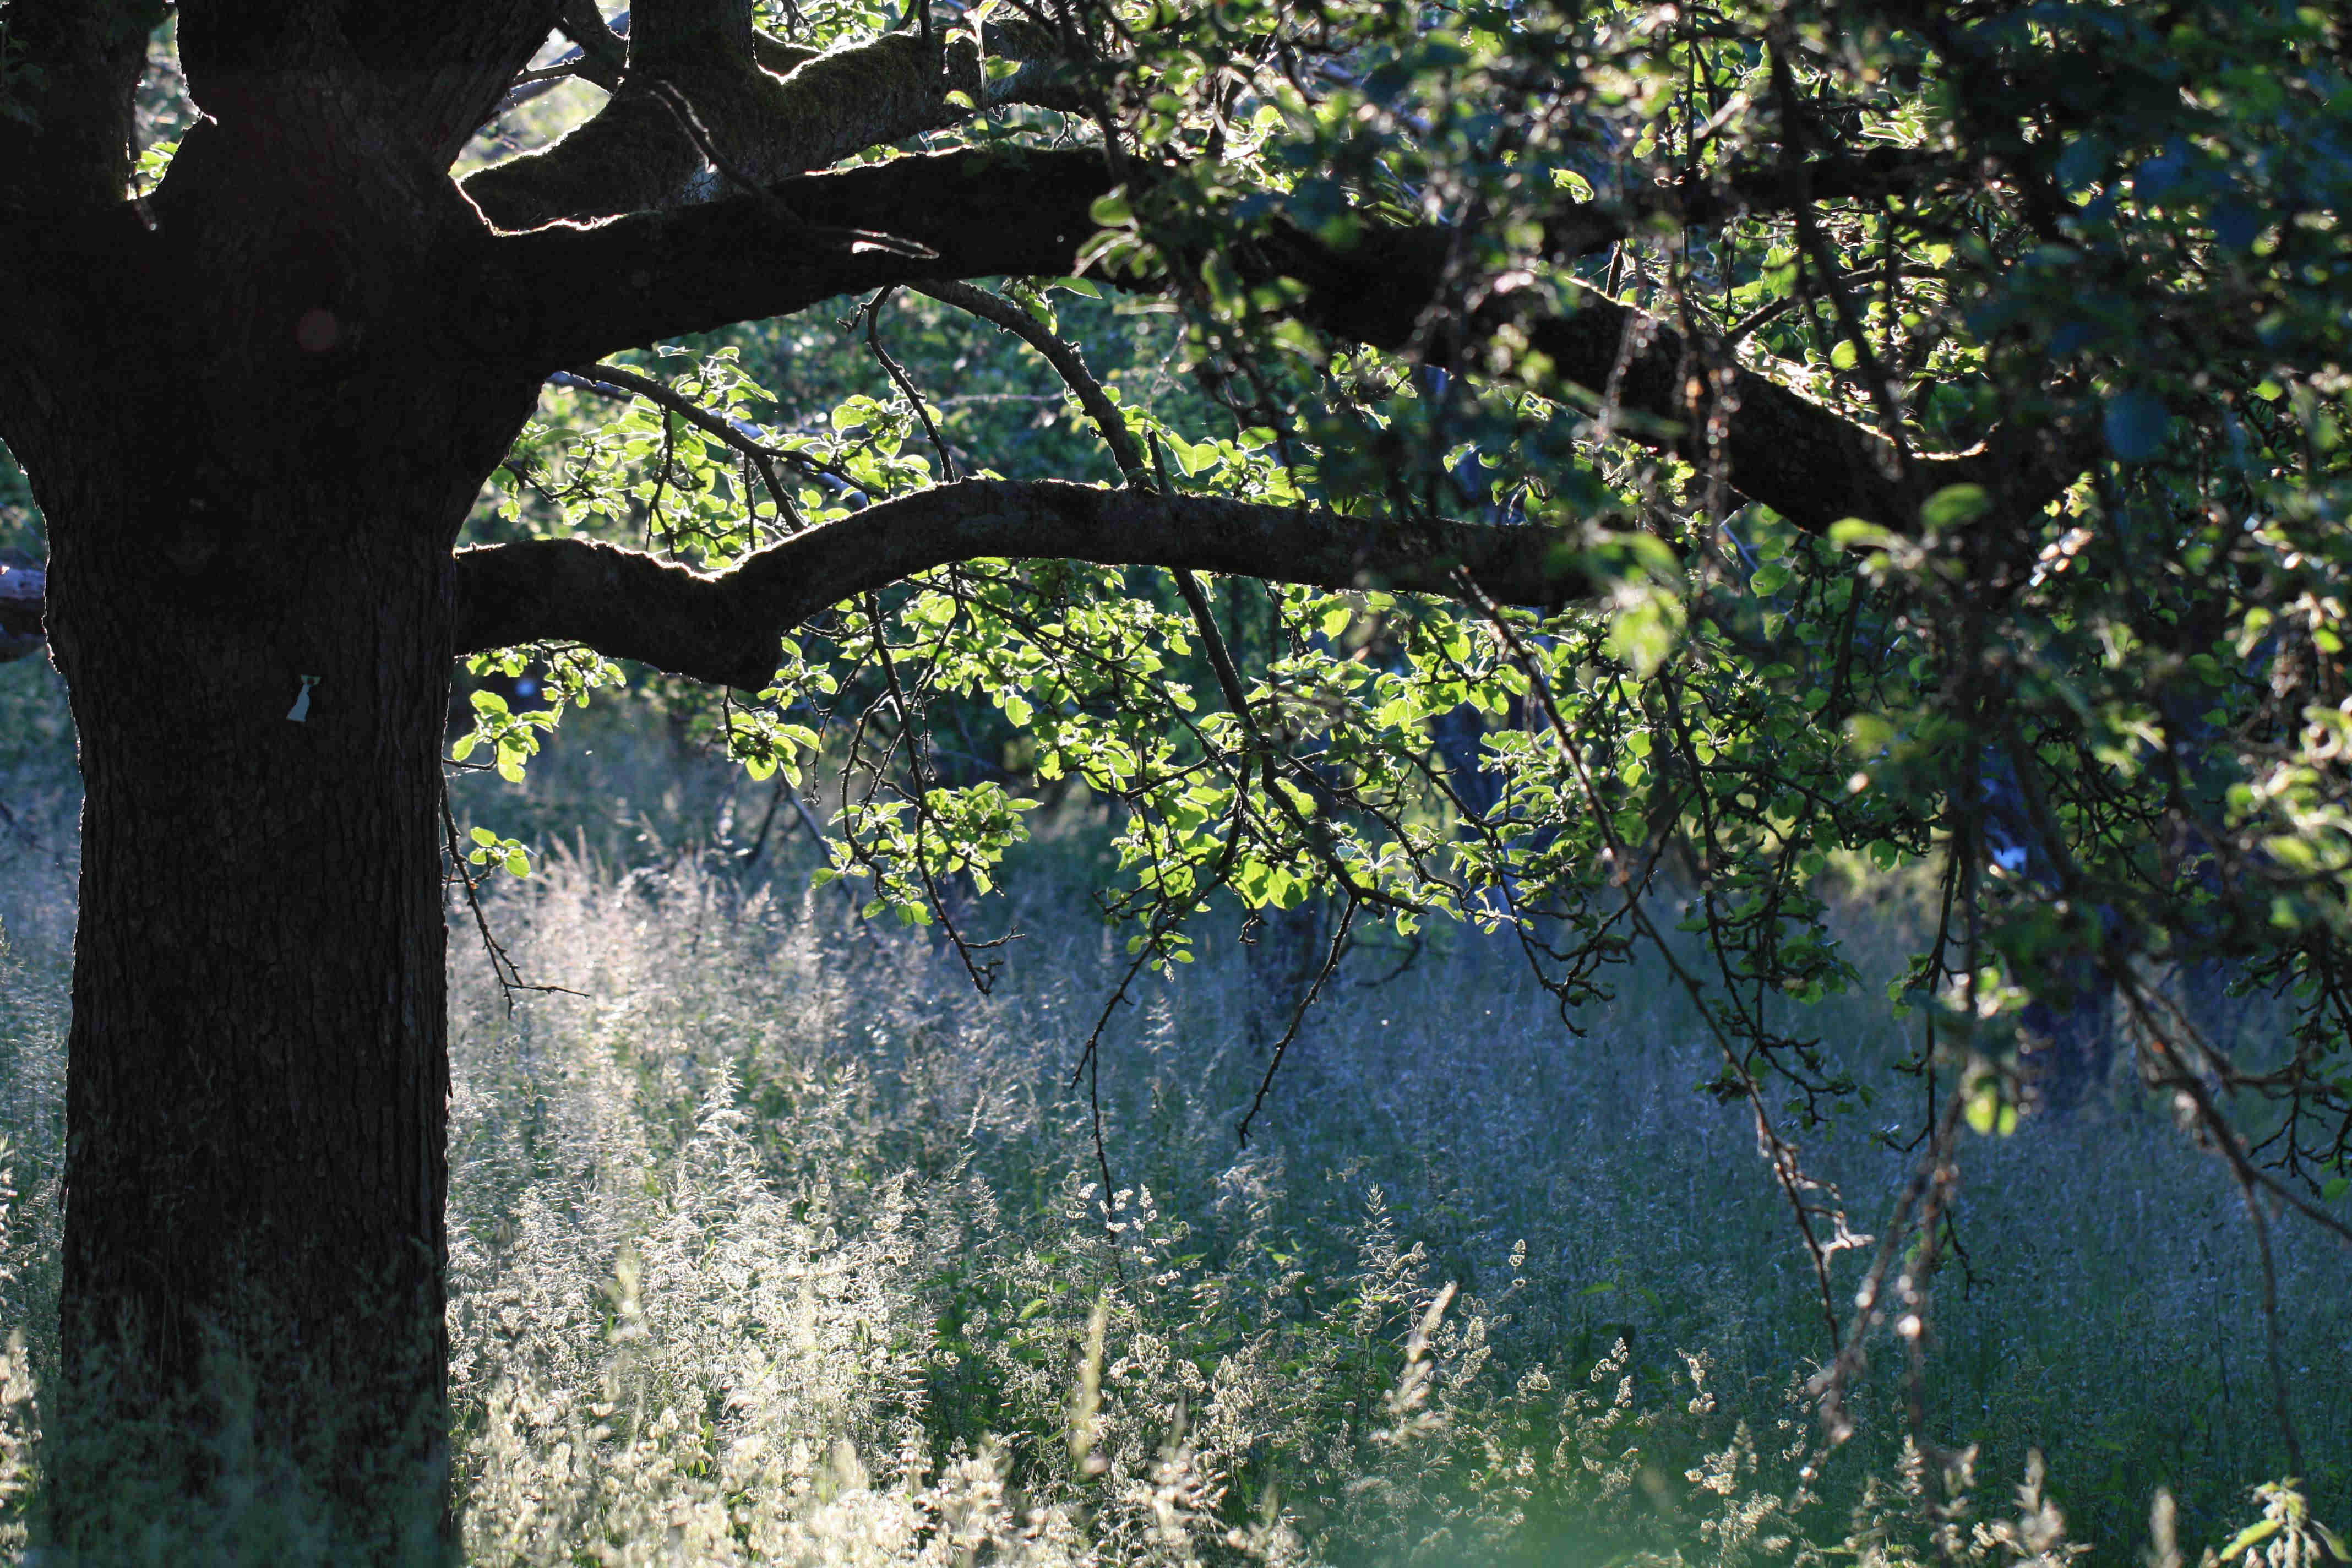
[1828,518,1899,550]
[2220,1518,2279,1559]
[1965,1087,1997,1135]
[1921,485,1991,530]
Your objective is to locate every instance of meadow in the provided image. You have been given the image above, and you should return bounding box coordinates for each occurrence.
[0,660,2344,1563]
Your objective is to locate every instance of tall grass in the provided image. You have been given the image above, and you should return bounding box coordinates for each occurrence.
[427,846,2343,1563]
[0,650,2345,1559]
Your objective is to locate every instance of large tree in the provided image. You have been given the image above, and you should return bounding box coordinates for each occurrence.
[1,0,2346,1553]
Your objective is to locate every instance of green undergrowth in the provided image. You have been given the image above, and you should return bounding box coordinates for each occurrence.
[425,854,2348,1565]
[0,775,2346,1561]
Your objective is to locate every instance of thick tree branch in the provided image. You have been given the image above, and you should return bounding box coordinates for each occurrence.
[461,19,1082,230]
[164,0,556,177]
[1536,144,1967,266]
[1481,283,2083,537]
[478,146,2082,540]
[453,478,1593,687]
[0,0,154,215]
[558,1,631,74]
[344,0,560,171]
[480,9,629,125]
[460,146,1109,363]
[486,8,813,125]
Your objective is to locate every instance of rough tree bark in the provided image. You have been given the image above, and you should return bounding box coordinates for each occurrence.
[1,2,556,1544]
[0,0,2087,1550]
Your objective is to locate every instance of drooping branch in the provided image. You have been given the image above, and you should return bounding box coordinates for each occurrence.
[914,279,1148,479]
[479,146,2083,541]
[453,478,1596,687]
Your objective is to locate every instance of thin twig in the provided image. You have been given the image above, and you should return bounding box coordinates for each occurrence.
[554,365,803,531]
[864,290,960,482]
[1452,567,1850,1353]
[1238,899,1358,1146]
[439,791,586,1013]
[862,590,1010,993]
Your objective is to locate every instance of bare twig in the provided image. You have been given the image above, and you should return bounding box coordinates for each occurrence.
[863,290,960,482]
[553,364,803,531]
[439,791,586,1012]
[1237,899,1358,1145]
[1452,565,1853,1354]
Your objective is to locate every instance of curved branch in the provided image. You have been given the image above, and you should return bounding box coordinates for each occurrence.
[453,478,1594,687]
[480,146,2084,540]
[551,363,798,521]
[916,279,1146,478]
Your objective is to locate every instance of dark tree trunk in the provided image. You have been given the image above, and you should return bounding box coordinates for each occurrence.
[6,134,545,1553]
[47,476,455,1548]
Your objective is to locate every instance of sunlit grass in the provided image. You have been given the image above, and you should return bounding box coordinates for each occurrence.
[0,653,2344,1560]
[424,847,2342,1562]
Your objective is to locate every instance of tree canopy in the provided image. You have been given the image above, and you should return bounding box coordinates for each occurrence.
[1,0,2349,1545]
